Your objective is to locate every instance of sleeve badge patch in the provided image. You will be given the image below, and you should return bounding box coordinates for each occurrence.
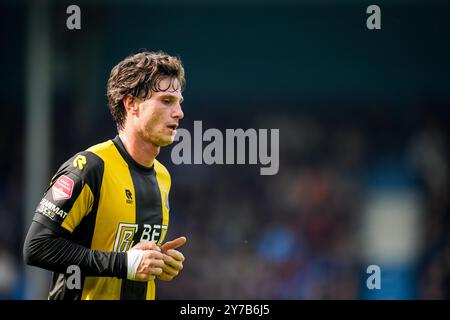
[52,175,75,201]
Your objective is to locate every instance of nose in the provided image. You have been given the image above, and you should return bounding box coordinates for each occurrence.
[172,104,184,120]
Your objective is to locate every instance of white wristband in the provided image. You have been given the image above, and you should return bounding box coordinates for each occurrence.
[127,249,145,280]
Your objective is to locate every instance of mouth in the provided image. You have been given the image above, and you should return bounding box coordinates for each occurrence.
[167,124,178,131]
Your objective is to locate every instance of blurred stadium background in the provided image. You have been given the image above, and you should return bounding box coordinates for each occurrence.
[0,0,449,299]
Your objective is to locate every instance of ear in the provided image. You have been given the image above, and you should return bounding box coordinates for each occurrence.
[123,94,138,115]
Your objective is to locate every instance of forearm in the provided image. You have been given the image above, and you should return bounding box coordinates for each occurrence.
[24,220,127,278]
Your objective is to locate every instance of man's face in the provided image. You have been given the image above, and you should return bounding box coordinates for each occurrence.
[133,77,184,147]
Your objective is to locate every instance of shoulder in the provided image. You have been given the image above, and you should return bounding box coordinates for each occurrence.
[56,152,102,177]
[86,139,116,159]
[86,139,115,154]
[51,141,110,188]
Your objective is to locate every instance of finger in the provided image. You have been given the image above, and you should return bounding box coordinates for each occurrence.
[150,267,163,276]
[142,250,164,260]
[162,253,184,270]
[143,258,166,269]
[157,272,173,282]
[160,236,187,252]
[163,251,184,267]
[161,263,180,276]
[133,241,161,251]
[165,249,185,262]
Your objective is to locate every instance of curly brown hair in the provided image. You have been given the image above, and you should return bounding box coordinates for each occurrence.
[107,51,185,130]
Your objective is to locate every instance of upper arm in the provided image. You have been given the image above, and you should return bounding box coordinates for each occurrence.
[34,151,104,234]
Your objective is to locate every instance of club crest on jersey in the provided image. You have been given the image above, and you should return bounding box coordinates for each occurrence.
[125,189,133,204]
[52,175,74,201]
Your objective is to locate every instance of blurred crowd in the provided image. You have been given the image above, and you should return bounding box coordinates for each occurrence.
[0,105,448,299]
[157,107,449,299]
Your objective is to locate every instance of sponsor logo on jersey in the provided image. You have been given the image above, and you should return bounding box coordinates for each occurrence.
[113,223,168,252]
[37,198,69,220]
[52,175,74,201]
[73,155,87,171]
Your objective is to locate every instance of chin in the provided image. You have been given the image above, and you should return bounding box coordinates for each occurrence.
[158,138,175,147]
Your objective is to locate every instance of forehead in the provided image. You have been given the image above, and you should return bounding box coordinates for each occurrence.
[152,77,183,100]
[156,77,182,92]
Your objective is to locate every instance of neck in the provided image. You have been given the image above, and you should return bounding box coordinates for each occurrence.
[118,130,160,168]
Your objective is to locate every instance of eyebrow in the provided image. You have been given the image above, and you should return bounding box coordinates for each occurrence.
[159,93,184,104]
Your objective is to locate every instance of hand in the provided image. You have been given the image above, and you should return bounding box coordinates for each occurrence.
[128,241,165,281]
[157,237,187,281]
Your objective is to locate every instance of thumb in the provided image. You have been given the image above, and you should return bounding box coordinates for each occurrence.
[132,241,160,251]
[160,236,187,252]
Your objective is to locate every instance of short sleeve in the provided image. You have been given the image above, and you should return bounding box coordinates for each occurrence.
[33,151,103,235]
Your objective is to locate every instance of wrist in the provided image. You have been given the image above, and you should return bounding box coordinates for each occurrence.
[126,249,144,280]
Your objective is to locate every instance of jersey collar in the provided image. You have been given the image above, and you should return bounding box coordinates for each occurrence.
[112,135,155,175]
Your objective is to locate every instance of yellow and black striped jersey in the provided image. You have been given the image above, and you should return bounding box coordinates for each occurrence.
[29,135,171,300]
